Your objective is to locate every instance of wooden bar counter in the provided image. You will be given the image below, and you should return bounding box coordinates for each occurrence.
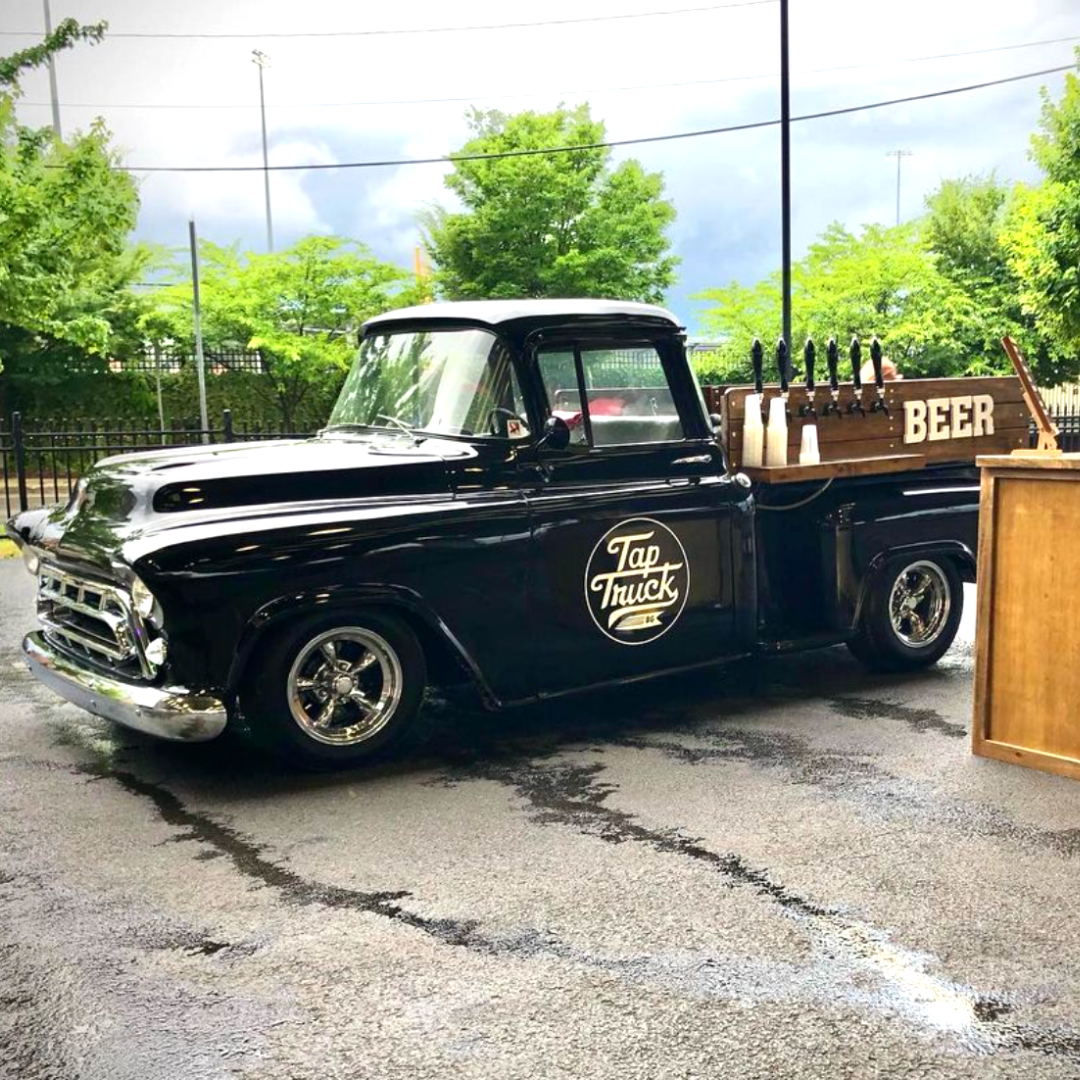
[973,453,1080,780]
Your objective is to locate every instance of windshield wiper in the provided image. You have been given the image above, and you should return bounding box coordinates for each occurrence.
[375,414,417,436]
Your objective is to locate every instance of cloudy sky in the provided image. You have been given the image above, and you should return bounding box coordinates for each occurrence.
[4,0,1078,333]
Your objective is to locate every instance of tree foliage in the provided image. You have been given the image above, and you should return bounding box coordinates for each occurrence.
[1001,63,1080,371]
[0,17,141,384]
[695,221,1001,382]
[149,236,414,428]
[0,17,106,89]
[423,105,677,303]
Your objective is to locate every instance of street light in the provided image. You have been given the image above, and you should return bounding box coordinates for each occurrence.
[886,149,913,227]
[252,49,274,252]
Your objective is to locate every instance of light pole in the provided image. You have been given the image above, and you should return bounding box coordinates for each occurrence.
[779,0,791,352]
[886,149,913,227]
[42,0,61,137]
[252,49,274,252]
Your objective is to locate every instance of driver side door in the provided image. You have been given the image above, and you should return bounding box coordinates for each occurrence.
[523,338,745,696]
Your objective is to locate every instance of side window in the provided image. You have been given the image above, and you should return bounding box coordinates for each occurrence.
[537,344,685,447]
[537,349,588,445]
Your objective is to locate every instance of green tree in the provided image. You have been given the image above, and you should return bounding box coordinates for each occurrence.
[1001,61,1080,377]
[149,236,414,429]
[423,105,678,302]
[925,174,1067,384]
[0,16,144,387]
[695,222,997,382]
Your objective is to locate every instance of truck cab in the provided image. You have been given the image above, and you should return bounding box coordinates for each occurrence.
[9,299,989,768]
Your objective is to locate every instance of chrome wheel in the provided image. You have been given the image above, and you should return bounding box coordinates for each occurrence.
[286,628,403,746]
[888,561,951,649]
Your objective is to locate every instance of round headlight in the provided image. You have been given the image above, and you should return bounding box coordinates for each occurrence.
[131,576,155,619]
[22,547,40,577]
[145,636,168,667]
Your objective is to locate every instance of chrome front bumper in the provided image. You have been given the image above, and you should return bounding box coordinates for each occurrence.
[23,632,228,742]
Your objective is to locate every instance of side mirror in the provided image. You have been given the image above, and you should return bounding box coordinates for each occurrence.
[537,415,571,452]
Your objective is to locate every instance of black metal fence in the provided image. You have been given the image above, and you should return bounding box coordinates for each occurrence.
[66,347,267,376]
[1,410,311,518]
[2,406,1078,523]
[1052,411,1080,453]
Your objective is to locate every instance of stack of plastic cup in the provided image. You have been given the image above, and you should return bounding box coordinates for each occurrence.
[742,393,764,467]
[799,423,820,465]
[766,396,788,466]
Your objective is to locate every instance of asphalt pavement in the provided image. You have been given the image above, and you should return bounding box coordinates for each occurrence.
[2,559,1080,1079]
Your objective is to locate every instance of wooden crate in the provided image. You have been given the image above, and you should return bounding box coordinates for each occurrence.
[972,453,1080,781]
[718,376,1029,482]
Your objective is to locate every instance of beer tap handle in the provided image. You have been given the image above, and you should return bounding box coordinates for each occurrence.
[824,337,841,416]
[751,337,764,396]
[776,337,789,394]
[826,337,839,392]
[870,336,889,415]
[799,338,817,417]
[870,336,884,389]
[848,336,865,415]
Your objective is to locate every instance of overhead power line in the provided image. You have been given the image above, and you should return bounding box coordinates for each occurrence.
[19,34,1080,112]
[0,1,775,40]
[106,64,1075,174]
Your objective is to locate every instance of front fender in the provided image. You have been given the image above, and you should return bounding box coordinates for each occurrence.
[225,583,497,705]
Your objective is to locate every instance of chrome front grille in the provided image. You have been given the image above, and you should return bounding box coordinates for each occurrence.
[37,565,153,679]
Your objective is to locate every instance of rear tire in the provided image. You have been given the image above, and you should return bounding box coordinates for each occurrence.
[240,610,427,769]
[847,556,962,672]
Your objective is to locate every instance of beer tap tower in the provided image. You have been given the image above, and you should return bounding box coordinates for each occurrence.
[717,332,1032,484]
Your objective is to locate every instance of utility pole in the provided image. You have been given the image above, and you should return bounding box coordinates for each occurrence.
[252,50,275,252]
[42,0,62,137]
[779,0,791,352]
[886,150,913,227]
[188,219,210,443]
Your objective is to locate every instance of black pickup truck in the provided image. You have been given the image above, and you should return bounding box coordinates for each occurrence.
[9,300,983,767]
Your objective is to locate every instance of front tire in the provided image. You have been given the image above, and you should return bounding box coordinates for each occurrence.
[847,556,962,672]
[240,611,427,769]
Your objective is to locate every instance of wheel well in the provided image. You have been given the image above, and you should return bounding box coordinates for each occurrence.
[235,600,478,697]
[855,546,972,626]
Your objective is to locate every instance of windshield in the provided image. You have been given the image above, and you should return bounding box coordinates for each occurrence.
[327,328,529,439]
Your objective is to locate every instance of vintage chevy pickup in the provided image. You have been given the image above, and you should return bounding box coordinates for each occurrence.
[8,300,1029,768]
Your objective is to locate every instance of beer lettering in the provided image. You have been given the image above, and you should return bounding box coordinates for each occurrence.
[903,394,995,445]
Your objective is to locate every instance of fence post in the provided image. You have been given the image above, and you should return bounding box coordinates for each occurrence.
[222,408,235,443]
[12,412,28,513]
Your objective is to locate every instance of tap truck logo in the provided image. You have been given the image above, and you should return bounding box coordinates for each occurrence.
[585,518,689,645]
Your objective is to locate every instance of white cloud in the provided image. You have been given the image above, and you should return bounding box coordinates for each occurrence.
[3,0,1077,329]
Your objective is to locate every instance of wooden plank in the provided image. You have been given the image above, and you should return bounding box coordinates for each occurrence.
[720,375,1030,473]
[730,429,1026,471]
[978,453,1080,471]
[972,461,1080,780]
[972,740,1080,784]
[741,454,926,484]
[728,401,1032,448]
[722,376,1025,419]
[971,464,997,751]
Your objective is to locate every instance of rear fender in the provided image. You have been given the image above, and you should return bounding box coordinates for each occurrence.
[853,540,975,627]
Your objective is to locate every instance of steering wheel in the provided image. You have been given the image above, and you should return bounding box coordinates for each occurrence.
[487,407,529,437]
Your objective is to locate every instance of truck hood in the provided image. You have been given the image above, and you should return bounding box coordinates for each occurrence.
[8,433,463,570]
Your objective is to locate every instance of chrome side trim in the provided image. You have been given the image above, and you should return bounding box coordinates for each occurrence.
[23,632,227,742]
